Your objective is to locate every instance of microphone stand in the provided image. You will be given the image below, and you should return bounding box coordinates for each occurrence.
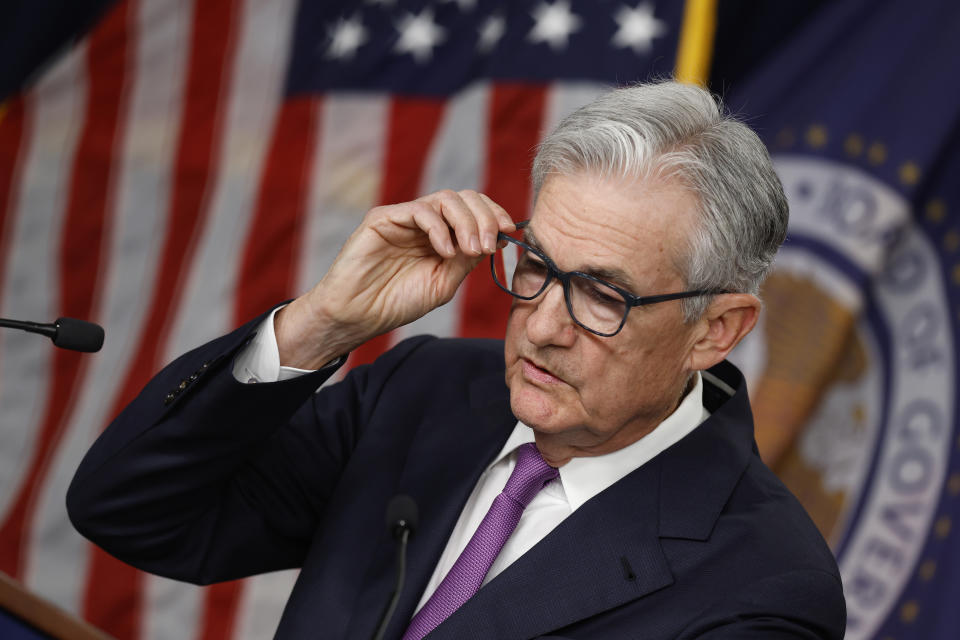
[372,526,411,640]
[372,495,418,640]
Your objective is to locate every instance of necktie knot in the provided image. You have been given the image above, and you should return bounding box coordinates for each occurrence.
[503,442,559,507]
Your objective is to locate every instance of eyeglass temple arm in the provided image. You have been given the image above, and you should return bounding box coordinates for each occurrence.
[629,289,730,307]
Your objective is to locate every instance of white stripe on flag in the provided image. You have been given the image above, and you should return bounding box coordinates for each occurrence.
[142,575,202,640]
[167,0,298,353]
[233,570,299,640]
[542,82,608,141]
[0,42,88,525]
[396,82,490,343]
[298,94,388,295]
[23,0,192,615]
[297,94,387,387]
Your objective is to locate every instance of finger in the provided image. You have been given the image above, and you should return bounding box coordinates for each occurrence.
[410,202,457,258]
[458,189,502,254]
[477,193,516,232]
[428,190,483,257]
[443,250,486,298]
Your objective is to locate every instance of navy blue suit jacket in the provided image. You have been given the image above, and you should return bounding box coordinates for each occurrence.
[67,314,846,639]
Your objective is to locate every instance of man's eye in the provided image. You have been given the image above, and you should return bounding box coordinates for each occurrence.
[587,285,621,306]
[520,254,548,274]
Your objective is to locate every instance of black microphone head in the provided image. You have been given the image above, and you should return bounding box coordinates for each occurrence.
[385,494,418,539]
[53,317,105,352]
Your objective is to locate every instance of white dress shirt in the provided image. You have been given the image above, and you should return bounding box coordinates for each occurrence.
[233,311,710,613]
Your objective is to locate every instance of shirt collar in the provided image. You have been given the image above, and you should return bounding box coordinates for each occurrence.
[488,373,709,512]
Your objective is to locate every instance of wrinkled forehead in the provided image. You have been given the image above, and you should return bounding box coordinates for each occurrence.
[527,172,697,288]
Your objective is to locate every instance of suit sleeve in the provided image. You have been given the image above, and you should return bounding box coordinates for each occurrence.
[66,309,434,585]
[675,569,847,640]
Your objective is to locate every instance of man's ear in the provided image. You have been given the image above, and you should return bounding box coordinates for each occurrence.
[688,294,761,371]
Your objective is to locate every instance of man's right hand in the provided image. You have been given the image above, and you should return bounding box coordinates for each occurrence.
[274,189,515,370]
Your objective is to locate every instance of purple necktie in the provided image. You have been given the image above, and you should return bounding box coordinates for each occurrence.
[402,442,559,640]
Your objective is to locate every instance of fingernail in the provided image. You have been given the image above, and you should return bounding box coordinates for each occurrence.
[483,233,496,252]
[470,236,481,254]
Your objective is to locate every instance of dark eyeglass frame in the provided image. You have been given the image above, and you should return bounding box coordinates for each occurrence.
[491,220,729,337]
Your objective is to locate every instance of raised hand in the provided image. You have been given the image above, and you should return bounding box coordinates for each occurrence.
[275,190,515,369]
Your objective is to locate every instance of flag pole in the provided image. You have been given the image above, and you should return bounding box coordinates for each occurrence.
[675,0,718,86]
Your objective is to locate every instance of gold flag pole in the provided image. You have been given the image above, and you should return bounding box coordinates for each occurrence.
[675,0,718,86]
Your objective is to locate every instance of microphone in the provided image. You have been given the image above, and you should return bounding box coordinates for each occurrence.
[372,494,418,640]
[0,317,104,352]
[386,494,419,539]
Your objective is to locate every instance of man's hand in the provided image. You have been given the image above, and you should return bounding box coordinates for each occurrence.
[274,190,515,369]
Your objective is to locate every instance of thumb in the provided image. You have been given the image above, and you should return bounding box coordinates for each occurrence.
[437,250,487,302]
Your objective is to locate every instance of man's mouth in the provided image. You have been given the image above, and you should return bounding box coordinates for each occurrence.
[522,358,564,385]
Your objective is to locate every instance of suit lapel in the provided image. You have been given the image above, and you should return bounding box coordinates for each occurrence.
[659,365,754,541]
[429,458,672,639]
[364,371,517,640]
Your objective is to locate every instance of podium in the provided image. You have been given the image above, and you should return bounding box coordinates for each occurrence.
[0,572,111,639]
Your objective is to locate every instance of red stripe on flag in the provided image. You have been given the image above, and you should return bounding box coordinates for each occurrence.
[0,0,132,580]
[348,97,446,367]
[198,579,243,640]
[82,0,242,637]
[234,96,320,323]
[0,97,29,315]
[458,84,546,338]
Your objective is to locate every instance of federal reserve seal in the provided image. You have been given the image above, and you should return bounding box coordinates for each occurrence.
[730,155,957,640]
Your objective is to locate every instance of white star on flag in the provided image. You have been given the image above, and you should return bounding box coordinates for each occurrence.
[478,13,506,53]
[394,8,447,63]
[528,0,583,51]
[324,14,369,60]
[611,2,667,55]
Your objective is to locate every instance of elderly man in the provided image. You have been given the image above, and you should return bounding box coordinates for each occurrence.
[68,81,846,639]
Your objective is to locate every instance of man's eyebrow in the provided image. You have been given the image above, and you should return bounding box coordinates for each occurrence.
[579,265,639,294]
[523,227,639,293]
[522,227,542,250]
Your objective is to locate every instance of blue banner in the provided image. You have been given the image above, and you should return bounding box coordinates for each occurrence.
[724,1,960,638]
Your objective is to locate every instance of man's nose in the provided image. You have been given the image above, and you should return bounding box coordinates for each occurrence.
[525,280,576,347]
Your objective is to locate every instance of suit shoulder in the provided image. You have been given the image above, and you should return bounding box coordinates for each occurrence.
[726,454,841,577]
[352,336,505,401]
[391,335,504,367]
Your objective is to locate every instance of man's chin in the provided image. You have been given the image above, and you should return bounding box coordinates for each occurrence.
[509,382,570,433]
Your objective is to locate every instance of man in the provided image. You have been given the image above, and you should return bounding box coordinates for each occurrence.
[68,81,846,639]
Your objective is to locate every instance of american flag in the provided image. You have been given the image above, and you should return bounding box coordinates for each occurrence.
[0,0,691,637]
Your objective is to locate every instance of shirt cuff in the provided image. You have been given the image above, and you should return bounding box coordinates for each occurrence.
[232,306,339,383]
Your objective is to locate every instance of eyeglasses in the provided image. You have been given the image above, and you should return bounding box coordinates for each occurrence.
[491,221,727,337]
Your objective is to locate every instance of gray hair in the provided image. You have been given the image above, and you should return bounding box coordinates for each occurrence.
[532,80,788,321]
